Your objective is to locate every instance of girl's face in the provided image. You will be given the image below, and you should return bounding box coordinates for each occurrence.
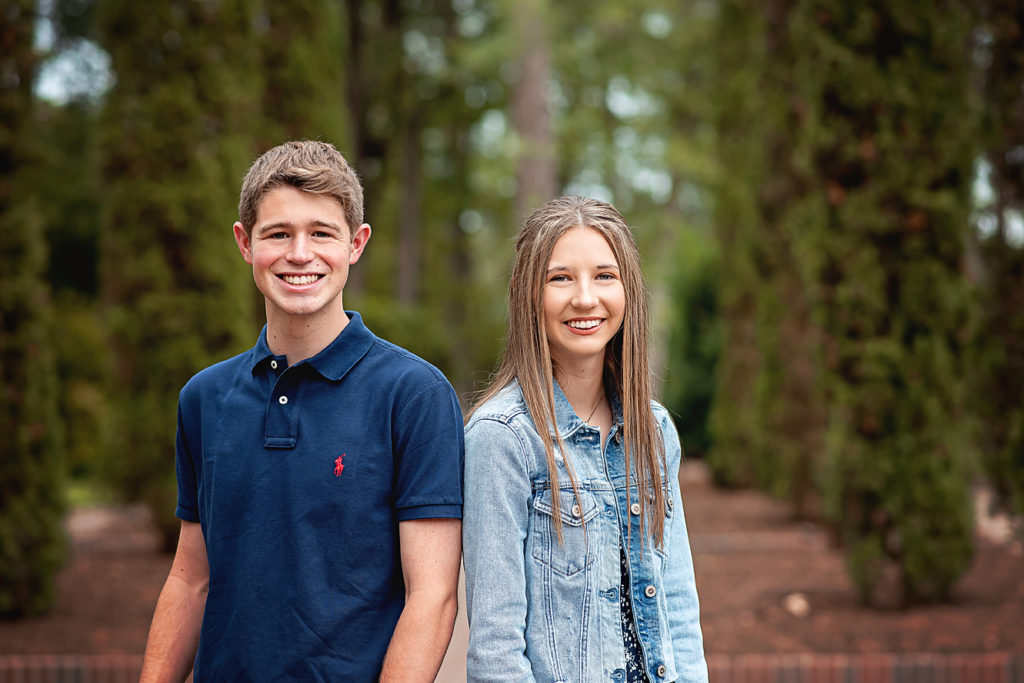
[543,226,626,372]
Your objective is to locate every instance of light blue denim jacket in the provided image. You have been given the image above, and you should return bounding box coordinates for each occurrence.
[463,380,708,683]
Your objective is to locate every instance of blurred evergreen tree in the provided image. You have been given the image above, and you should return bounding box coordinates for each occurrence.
[805,2,977,605]
[256,2,349,149]
[706,2,779,490]
[95,0,261,550]
[34,101,108,486]
[663,232,720,458]
[972,0,1024,517]
[342,0,511,397]
[709,1,977,605]
[0,0,66,617]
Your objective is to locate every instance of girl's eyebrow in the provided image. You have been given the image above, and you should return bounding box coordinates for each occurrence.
[545,263,620,274]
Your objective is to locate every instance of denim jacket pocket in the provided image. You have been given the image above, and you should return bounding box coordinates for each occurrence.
[530,487,599,578]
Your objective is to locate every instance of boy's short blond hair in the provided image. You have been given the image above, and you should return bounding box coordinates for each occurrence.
[238,140,364,236]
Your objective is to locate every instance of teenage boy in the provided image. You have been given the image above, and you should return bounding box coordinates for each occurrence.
[139,140,464,682]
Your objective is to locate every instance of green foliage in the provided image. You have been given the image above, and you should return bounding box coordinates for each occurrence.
[970,0,1024,517]
[708,0,978,604]
[0,0,66,617]
[14,0,1017,614]
[96,0,261,549]
[663,230,720,458]
[804,1,977,604]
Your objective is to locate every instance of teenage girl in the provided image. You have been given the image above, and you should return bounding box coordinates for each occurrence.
[463,196,708,682]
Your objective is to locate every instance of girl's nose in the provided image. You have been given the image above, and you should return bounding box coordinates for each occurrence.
[571,282,597,308]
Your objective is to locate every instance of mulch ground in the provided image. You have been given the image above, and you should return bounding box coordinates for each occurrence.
[1,462,1021,659]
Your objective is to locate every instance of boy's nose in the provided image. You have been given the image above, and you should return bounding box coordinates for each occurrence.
[287,234,314,262]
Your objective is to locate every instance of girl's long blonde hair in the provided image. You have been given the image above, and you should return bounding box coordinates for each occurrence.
[468,196,667,545]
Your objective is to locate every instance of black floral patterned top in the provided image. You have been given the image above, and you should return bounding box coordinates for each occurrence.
[620,543,650,682]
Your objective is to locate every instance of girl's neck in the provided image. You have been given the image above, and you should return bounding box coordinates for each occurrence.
[554,361,612,442]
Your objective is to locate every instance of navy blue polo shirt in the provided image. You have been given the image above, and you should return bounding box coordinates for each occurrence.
[174,312,464,681]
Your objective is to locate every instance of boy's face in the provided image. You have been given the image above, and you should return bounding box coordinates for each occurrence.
[233,185,370,325]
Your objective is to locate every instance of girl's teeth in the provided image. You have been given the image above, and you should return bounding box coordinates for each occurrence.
[568,319,600,329]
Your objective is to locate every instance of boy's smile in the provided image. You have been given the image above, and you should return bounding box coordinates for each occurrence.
[233,185,370,330]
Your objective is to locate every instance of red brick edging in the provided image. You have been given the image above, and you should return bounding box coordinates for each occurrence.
[0,655,142,682]
[707,653,1023,683]
[0,653,1020,682]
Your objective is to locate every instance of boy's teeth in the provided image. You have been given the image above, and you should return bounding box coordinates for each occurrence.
[568,319,600,329]
[282,274,320,285]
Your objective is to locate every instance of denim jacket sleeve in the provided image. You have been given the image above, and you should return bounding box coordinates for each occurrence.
[463,416,537,683]
[658,408,709,682]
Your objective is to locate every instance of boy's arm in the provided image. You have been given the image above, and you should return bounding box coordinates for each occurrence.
[379,517,462,682]
[139,520,209,683]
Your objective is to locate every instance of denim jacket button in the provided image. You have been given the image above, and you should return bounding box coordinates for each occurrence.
[644,584,656,598]
[629,502,641,515]
[656,663,667,678]
[571,503,581,518]
[611,669,625,680]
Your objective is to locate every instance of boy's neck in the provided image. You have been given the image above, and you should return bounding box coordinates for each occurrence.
[265,305,350,366]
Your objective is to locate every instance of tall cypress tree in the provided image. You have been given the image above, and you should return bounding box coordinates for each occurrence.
[0,0,65,616]
[709,0,977,604]
[96,0,260,549]
[807,2,976,605]
[707,2,795,492]
[973,0,1024,517]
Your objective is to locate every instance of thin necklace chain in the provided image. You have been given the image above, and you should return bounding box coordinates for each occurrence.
[584,395,603,423]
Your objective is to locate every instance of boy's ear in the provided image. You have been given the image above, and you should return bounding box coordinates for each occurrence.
[233,222,254,264]
[349,223,372,265]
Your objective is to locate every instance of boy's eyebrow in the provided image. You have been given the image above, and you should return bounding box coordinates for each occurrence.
[255,219,345,233]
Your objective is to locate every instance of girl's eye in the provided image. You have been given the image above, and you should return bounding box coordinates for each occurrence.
[548,274,570,283]
[596,272,619,281]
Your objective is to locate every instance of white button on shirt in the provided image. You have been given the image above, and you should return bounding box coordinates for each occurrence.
[278,396,288,405]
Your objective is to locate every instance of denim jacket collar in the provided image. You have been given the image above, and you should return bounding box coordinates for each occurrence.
[550,377,624,440]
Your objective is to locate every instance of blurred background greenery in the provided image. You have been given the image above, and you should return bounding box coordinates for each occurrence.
[1,0,1021,618]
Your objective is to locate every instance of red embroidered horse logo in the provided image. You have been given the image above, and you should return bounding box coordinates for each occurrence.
[334,454,346,476]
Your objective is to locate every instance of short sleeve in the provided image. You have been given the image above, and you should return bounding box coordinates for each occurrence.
[174,391,200,523]
[392,378,465,520]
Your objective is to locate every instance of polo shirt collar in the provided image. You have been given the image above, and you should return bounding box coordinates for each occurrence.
[248,311,375,381]
[307,311,375,381]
